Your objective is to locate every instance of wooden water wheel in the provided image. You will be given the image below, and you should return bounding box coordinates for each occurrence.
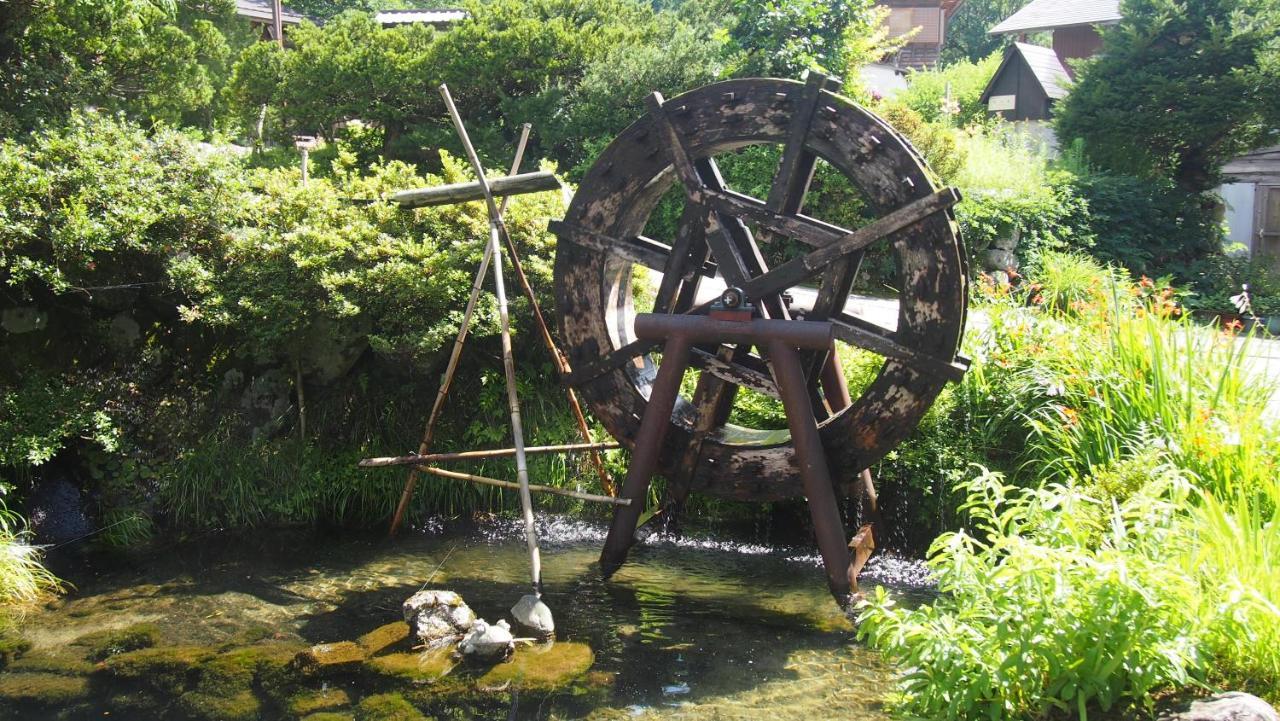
[550,74,970,507]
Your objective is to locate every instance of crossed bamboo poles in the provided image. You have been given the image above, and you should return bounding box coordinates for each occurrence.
[383,85,617,546]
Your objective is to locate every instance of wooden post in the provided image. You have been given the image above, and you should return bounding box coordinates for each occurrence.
[272,0,283,47]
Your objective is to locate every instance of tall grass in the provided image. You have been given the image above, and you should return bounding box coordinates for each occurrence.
[0,496,62,628]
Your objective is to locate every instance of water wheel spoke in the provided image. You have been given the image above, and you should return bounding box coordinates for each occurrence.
[766,72,835,214]
[689,347,778,398]
[550,220,717,279]
[653,203,711,315]
[703,189,852,249]
[831,313,969,382]
[564,338,658,388]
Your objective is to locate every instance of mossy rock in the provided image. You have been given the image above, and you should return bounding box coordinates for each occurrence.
[7,653,95,676]
[364,650,456,684]
[73,622,161,661]
[356,692,432,721]
[0,634,32,670]
[0,672,90,705]
[177,689,262,721]
[357,622,410,656]
[100,645,212,695]
[473,642,594,692]
[289,687,352,715]
[301,713,356,721]
[296,641,366,672]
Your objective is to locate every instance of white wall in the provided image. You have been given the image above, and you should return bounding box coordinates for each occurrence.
[1220,182,1256,252]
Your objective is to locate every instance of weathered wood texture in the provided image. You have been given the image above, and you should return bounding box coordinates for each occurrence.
[393,171,561,208]
[551,77,969,502]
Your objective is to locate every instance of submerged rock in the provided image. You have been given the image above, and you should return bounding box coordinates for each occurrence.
[356,621,410,656]
[458,619,514,663]
[295,641,366,671]
[356,692,429,721]
[1159,693,1280,721]
[364,649,455,683]
[402,590,475,649]
[474,641,594,692]
[288,687,352,716]
[0,672,90,705]
[73,623,161,662]
[510,594,555,639]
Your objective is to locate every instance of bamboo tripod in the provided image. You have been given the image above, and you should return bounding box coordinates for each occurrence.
[384,85,620,553]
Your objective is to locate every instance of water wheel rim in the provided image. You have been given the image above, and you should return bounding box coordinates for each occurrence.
[553,77,968,501]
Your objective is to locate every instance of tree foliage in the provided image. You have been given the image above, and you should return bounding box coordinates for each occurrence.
[1055,0,1280,193]
[937,0,1021,65]
[0,0,253,132]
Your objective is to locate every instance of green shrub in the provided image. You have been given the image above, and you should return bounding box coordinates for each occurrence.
[859,468,1205,720]
[895,52,1003,127]
[1189,252,1280,315]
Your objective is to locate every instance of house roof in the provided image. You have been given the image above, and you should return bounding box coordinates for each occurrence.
[375,8,469,26]
[979,42,1073,104]
[235,0,306,25]
[989,0,1121,35]
[1222,146,1280,183]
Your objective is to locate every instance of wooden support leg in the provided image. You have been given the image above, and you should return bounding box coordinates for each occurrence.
[600,336,691,577]
[769,338,856,606]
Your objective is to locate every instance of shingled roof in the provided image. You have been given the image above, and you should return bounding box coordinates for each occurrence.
[989,0,1121,35]
[235,0,306,25]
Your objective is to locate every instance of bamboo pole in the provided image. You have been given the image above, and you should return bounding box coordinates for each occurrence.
[440,83,544,597]
[387,125,533,537]
[418,466,629,506]
[361,442,620,468]
[392,171,560,209]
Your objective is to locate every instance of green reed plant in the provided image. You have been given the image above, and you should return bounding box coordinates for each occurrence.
[1182,476,1280,701]
[859,468,1206,721]
[0,494,62,625]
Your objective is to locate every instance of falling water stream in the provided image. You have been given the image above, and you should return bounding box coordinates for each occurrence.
[0,517,934,720]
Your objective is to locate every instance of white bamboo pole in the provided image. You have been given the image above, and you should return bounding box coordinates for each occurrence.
[439,84,543,596]
[388,123,532,537]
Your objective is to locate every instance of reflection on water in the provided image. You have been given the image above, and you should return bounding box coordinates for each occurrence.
[3,517,933,720]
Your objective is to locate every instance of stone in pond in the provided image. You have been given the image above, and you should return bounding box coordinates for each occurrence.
[294,641,365,671]
[356,621,409,656]
[402,590,475,649]
[458,619,514,663]
[1158,692,1280,721]
[510,594,555,639]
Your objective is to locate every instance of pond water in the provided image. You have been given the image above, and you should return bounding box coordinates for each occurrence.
[0,517,932,720]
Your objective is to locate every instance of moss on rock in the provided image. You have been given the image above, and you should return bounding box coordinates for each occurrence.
[289,687,352,715]
[0,634,32,670]
[357,622,410,656]
[100,645,212,695]
[364,650,456,683]
[0,672,90,705]
[474,642,593,692]
[296,641,366,672]
[356,692,432,721]
[301,713,356,721]
[7,653,95,676]
[177,689,262,721]
[73,622,161,661]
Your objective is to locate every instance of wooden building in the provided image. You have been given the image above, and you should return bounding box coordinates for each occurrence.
[977,42,1070,121]
[987,0,1121,75]
[235,0,306,42]
[878,0,966,70]
[1222,148,1280,267]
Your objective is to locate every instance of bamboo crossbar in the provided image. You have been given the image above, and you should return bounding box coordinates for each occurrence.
[361,442,621,468]
[392,171,561,208]
[418,466,630,506]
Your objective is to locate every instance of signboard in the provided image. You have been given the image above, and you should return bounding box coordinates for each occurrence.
[293,135,319,150]
[988,95,1016,112]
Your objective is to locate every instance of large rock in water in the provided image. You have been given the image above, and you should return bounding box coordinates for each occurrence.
[510,594,555,639]
[458,619,514,663]
[1159,693,1280,721]
[402,590,476,650]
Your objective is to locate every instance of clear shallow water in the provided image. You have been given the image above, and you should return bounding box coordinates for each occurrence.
[3,517,933,720]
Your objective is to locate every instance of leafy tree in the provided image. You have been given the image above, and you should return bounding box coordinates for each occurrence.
[724,0,879,78]
[894,52,1002,126]
[1055,0,1280,193]
[0,0,251,131]
[938,0,1021,65]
